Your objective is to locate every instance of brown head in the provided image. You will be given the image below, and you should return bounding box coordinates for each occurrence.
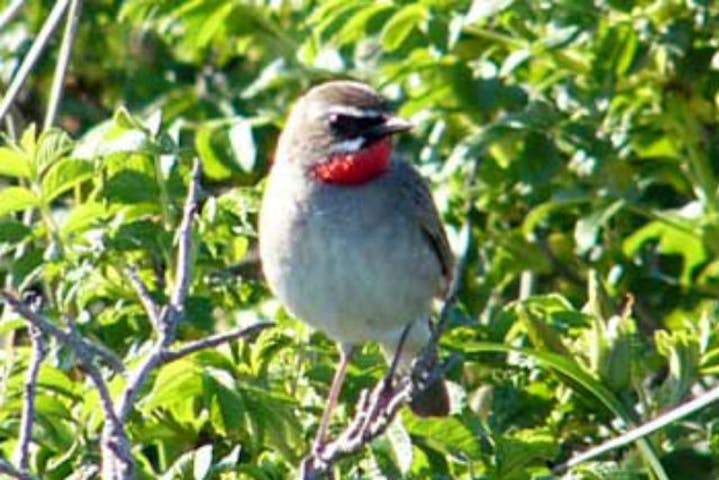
[275,81,412,185]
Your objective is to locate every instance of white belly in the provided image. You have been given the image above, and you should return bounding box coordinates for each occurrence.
[259,165,441,345]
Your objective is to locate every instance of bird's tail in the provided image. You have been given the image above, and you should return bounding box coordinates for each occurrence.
[380,319,450,417]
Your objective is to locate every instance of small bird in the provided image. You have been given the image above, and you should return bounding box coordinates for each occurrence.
[259,80,452,449]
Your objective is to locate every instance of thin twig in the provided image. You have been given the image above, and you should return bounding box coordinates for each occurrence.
[103,160,202,480]
[0,0,25,31]
[0,0,70,123]
[14,326,46,470]
[115,159,202,422]
[161,322,274,363]
[555,383,719,473]
[0,456,34,480]
[168,159,202,315]
[126,266,160,327]
[43,0,82,130]
[0,291,124,478]
[0,291,124,372]
[80,360,133,475]
[81,363,124,441]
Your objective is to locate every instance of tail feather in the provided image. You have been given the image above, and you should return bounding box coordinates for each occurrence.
[410,377,450,417]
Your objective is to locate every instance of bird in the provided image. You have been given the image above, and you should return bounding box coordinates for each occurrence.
[258,80,453,451]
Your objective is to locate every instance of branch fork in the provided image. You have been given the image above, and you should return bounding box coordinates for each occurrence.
[2,160,271,479]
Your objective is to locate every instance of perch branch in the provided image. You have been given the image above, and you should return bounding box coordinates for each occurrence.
[300,207,474,479]
[0,456,34,480]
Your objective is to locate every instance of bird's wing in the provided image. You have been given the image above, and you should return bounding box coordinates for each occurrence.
[395,160,454,292]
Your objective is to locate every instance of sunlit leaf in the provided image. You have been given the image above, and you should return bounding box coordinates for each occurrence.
[0,147,31,178]
[41,158,94,202]
[0,186,40,217]
[381,4,427,51]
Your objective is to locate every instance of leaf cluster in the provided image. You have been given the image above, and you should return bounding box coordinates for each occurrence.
[2,0,719,478]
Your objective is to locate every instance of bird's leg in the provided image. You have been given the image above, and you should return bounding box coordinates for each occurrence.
[356,323,414,439]
[313,343,355,454]
[383,322,413,392]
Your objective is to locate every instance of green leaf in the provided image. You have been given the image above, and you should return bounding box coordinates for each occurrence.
[522,195,591,236]
[61,202,106,237]
[0,317,25,335]
[334,3,393,45]
[103,170,159,204]
[447,340,669,480]
[623,215,706,285]
[574,200,624,255]
[38,365,79,401]
[0,147,31,178]
[20,124,37,154]
[41,158,94,202]
[404,415,482,460]
[0,186,40,217]
[0,220,31,243]
[34,128,73,176]
[655,330,700,406]
[494,429,559,478]
[206,372,243,436]
[143,360,203,413]
[195,119,258,181]
[381,4,427,51]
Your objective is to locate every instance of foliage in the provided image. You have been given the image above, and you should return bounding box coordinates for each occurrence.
[2,0,719,478]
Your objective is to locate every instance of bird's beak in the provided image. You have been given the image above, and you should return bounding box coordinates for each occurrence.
[384,115,414,134]
[372,115,413,136]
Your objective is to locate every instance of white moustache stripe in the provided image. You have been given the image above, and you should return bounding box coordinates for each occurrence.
[326,105,384,118]
[329,137,365,154]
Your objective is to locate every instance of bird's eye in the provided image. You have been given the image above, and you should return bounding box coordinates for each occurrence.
[328,113,384,137]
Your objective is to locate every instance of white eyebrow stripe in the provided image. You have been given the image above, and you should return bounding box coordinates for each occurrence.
[326,105,384,118]
[329,137,365,153]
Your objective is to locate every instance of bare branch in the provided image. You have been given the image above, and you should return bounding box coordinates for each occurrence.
[0,456,34,480]
[81,362,124,440]
[126,266,160,327]
[43,0,83,130]
[0,0,26,31]
[115,159,202,422]
[0,292,124,372]
[2,291,132,478]
[554,383,719,474]
[168,158,202,316]
[14,326,46,470]
[79,359,134,479]
[161,322,274,364]
[0,0,70,122]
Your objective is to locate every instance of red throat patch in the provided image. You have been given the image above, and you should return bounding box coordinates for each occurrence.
[312,139,392,185]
